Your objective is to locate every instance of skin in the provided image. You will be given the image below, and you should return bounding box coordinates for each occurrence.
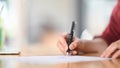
[101,40,120,59]
[57,33,120,59]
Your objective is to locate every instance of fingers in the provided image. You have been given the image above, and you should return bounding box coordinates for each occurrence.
[112,50,120,59]
[57,38,68,54]
[101,44,117,58]
[57,33,81,55]
[57,41,66,54]
[101,41,120,59]
[69,39,83,50]
[57,33,68,54]
[69,40,82,55]
[69,42,77,50]
[70,50,78,55]
[59,36,68,49]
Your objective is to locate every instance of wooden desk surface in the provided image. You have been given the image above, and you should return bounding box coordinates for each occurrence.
[0,53,120,68]
[0,33,120,68]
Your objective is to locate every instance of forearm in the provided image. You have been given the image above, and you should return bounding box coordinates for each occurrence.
[81,38,108,53]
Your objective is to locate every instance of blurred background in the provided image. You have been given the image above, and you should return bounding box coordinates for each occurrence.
[0,0,117,48]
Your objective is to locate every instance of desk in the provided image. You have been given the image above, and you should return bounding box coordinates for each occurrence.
[0,34,120,68]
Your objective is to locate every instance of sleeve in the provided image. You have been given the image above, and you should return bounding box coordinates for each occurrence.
[100,3,120,45]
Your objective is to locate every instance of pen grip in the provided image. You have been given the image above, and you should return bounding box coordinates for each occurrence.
[67,34,73,46]
[67,33,73,52]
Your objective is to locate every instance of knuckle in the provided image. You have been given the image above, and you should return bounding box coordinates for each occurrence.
[112,41,120,46]
[72,42,76,46]
[69,45,73,49]
[117,50,120,54]
[111,42,118,48]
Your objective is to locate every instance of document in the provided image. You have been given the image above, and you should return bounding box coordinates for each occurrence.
[0,56,110,64]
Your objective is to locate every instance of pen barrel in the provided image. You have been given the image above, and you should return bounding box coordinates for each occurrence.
[67,34,73,46]
[67,32,73,52]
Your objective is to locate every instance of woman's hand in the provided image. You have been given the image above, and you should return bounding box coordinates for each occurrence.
[57,33,84,55]
[101,40,120,59]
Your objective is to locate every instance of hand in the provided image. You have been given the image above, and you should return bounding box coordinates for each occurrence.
[101,40,120,59]
[57,33,84,55]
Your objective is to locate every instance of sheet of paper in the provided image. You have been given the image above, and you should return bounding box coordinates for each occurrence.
[0,56,110,64]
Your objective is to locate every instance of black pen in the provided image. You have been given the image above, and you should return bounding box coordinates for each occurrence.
[66,21,75,55]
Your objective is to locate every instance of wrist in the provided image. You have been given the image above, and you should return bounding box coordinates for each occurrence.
[77,39,86,53]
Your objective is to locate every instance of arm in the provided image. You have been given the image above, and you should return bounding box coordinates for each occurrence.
[80,38,108,54]
[57,33,108,55]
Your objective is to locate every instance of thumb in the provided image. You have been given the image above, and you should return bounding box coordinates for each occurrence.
[69,42,77,50]
[69,39,83,50]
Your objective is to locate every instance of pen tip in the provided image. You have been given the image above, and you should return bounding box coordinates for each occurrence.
[66,52,70,56]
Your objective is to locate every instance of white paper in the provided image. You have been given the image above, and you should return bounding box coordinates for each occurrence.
[0,56,110,64]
